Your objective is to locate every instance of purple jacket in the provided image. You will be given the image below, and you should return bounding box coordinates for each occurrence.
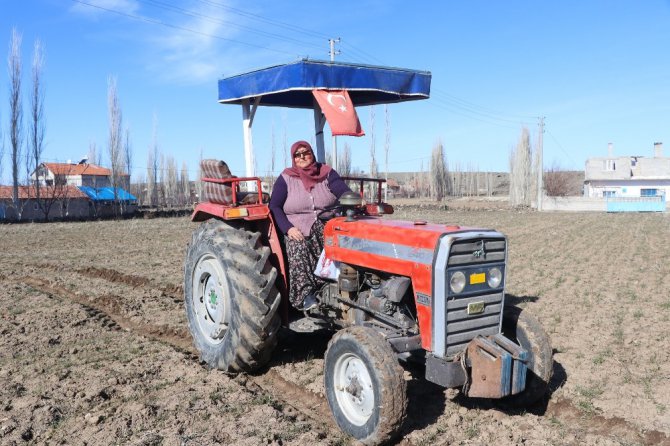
[269,170,350,236]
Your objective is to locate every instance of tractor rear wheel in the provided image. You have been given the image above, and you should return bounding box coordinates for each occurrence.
[184,219,281,372]
[501,305,553,407]
[324,326,407,445]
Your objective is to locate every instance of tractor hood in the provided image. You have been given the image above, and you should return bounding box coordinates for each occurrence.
[323,216,500,276]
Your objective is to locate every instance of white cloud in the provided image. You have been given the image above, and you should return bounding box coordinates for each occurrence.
[146,2,258,85]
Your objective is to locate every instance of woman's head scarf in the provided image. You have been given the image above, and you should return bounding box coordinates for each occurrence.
[282,140,332,190]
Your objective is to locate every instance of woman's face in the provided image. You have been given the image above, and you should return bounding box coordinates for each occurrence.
[293,146,315,168]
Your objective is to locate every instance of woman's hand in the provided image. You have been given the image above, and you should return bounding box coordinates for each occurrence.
[287,227,304,241]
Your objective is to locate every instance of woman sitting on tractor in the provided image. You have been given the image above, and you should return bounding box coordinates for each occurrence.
[269,140,351,311]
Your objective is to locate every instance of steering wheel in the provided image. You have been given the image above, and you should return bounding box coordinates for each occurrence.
[317,191,364,221]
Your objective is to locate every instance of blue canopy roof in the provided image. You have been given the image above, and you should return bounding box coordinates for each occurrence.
[79,187,137,202]
[218,59,431,108]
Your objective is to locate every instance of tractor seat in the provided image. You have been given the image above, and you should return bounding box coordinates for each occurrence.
[200,159,269,205]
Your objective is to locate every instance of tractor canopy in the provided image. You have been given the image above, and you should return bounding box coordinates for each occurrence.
[217,59,431,108]
[216,58,431,178]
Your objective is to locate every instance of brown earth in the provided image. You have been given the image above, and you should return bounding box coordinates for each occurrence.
[1,204,669,445]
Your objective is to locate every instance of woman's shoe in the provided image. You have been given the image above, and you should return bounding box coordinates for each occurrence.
[300,294,318,311]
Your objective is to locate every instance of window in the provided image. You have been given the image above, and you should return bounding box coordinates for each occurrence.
[603,190,616,198]
[641,189,658,197]
[603,160,616,171]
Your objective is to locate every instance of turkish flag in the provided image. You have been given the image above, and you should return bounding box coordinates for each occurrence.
[312,89,365,137]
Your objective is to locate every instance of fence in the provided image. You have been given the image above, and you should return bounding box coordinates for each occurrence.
[541,196,668,212]
[605,195,666,213]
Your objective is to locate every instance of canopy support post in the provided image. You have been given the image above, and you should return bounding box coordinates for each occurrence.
[313,99,326,163]
[242,98,259,190]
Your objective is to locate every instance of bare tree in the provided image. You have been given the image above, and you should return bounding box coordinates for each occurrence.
[544,162,573,197]
[124,126,132,177]
[30,38,46,211]
[179,161,190,206]
[107,76,123,216]
[195,147,203,204]
[150,113,160,206]
[369,106,378,178]
[158,153,166,207]
[384,105,390,200]
[0,97,3,181]
[269,120,276,188]
[87,141,97,166]
[430,141,449,201]
[130,171,146,206]
[8,28,23,217]
[146,150,155,207]
[509,127,533,207]
[282,111,288,169]
[338,142,352,177]
[165,155,178,206]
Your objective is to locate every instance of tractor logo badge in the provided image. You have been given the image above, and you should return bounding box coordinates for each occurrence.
[473,241,486,259]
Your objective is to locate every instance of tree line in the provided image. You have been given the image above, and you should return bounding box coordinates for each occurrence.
[2,28,570,220]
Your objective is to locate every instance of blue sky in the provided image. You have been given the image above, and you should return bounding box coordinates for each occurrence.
[1,0,670,183]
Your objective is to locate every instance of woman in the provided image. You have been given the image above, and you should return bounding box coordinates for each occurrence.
[269,140,351,310]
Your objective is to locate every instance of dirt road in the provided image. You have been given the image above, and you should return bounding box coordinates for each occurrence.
[1,208,668,445]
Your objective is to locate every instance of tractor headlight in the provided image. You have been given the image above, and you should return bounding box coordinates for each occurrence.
[487,267,502,288]
[450,271,466,294]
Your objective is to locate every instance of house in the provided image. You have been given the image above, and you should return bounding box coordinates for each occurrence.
[33,161,130,189]
[0,161,137,221]
[0,185,91,221]
[583,142,670,199]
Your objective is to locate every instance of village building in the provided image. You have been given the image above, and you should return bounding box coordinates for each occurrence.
[32,161,130,189]
[0,185,91,221]
[0,162,137,221]
[583,142,670,199]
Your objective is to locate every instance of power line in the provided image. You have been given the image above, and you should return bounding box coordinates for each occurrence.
[546,129,579,167]
[426,99,527,130]
[432,88,536,121]
[194,0,331,41]
[70,0,302,57]
[135,0,327,52]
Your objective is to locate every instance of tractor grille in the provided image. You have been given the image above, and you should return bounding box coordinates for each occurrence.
[444,237,506,357]
[445,292,503,356]
[447,238,506,266]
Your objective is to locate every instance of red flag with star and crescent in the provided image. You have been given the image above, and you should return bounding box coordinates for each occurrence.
[312,89,365,137]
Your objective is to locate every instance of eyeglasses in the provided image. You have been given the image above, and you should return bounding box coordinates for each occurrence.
[293,150,313,159]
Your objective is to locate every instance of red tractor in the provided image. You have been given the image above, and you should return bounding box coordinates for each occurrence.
[184,60,553,445]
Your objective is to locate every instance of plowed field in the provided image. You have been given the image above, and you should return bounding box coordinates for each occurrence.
[1,207,669,445]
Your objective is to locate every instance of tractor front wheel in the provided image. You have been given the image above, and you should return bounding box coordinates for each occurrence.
[324,326,407,445]
[501,305,553,407]
[184,219,281,372]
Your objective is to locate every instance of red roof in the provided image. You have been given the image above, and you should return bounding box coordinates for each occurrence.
[0,185,88,199]
[43,162,112,176]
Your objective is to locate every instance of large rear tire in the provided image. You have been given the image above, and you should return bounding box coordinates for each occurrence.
[184,219,281,372]
[324,326,407,445]
[501,305,553,407]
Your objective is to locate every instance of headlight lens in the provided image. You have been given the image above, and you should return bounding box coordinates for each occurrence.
[450,271,466,294]
[488,267,502,288]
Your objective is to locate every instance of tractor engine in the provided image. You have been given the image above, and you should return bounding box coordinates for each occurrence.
[323,216,528,397]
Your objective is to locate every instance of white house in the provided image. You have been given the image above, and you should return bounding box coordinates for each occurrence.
[32,162,129,189]
[583,142,670,198]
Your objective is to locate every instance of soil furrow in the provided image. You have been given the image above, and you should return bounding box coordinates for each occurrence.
[15,275,668,445]
[14,276,345,439]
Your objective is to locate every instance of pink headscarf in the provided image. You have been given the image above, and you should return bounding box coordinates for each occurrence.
[282,140,332,190]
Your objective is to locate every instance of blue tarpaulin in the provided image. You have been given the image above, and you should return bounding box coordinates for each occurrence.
[218,59,431,108]
[79,186,137,202]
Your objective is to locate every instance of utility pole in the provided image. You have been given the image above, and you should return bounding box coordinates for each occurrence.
[329,38,341,169]
[536,116,545,211]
